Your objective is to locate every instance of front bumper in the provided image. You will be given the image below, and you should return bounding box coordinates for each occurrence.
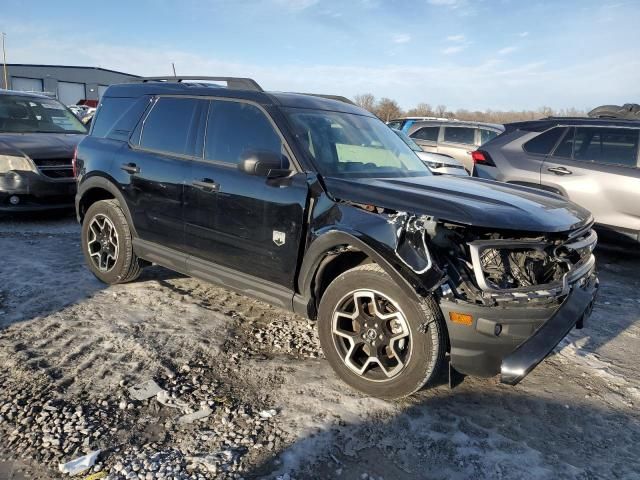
[0,171,76,212]
[439,268,598,383]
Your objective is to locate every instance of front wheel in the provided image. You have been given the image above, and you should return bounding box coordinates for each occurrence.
[81,199,143,284]
[318,264,446,399]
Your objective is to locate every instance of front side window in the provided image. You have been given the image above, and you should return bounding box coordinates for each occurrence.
[0,94,86,134]
[140,97,203,156]
[411,126,439,142]
[205,101,283,165]
[443,126,475,145]
[573,127,639,167]
[286,109,430,178]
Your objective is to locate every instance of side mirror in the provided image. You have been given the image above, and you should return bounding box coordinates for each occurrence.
[238,150,291,178]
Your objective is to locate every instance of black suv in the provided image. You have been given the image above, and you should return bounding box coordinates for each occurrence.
[75,77,598,399]
[1,90,87,211]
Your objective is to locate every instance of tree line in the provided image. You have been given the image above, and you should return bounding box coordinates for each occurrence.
[353,93,588,124]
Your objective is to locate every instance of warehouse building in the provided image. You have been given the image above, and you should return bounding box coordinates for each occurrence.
[3,64,140,105]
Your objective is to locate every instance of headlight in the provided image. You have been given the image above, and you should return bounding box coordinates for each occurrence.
[424,160,445,169]
[0,154,36,174]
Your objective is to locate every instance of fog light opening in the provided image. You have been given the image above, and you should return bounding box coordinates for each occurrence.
[494,324,503,336]
[9,195,20,205]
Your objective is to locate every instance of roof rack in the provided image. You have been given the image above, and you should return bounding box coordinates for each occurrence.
[295,93,356,106]
[134,76,263,92]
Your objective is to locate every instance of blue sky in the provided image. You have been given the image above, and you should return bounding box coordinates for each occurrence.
[2,0,639,110]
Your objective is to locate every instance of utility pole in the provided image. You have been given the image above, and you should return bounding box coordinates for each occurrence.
[1,33,8,90]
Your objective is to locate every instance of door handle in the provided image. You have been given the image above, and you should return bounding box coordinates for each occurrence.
[547,166,572,175]
[192,178,219,192]
[121,163,140,174]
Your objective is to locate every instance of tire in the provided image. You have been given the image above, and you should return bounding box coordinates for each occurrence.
[81,199,143,284]
[318,263,446,400]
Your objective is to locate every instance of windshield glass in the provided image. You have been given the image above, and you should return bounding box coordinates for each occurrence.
[286,109,431,178]
[393,128,422,152]
[0,95,87,134]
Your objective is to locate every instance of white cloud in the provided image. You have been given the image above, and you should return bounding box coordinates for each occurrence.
[519,31,529,37]
[446,34,465,42]
[442,45,465,55]
[392,33,411,44]
[5,22,639,111]
[498,46,518,55]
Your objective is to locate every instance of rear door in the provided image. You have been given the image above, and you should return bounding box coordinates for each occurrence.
[541,126,640,234]
[438,126,476,171]
[122,96,205,251]
[184,99,308,288]
[409,125,439,153]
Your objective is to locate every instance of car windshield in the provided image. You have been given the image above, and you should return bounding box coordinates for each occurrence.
[0,95,87,134]
[286,109,431,178]
[393,128,422,152]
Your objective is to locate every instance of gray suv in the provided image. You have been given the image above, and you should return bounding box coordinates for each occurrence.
[473,118,640,243]
[407,120,504,172]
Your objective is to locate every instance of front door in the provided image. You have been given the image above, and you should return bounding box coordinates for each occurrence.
[184,99,308,288]
[541,126,640,235]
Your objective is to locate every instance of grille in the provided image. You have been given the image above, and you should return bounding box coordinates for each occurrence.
[32,158,74,179]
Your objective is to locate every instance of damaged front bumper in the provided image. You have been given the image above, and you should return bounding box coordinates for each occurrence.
[440,265,598,382]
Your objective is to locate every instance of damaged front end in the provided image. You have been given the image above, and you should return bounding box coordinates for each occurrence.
[386,210,599,383]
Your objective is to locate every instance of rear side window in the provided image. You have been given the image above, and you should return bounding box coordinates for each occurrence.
[523,127,566,155]
[411,126,439,142]
[140,97,203,156]
[92,97,136,138]
[443,127,475,145]
[205,101,282,165]
[573,127,639,166]
[479,129,499,145]
[552,128,575,158]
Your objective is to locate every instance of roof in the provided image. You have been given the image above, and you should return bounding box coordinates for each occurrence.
[0,88,53,100]
[410,119,505,131]
[505,116,640,132]
[104,82,372,116]
[7,64,140,78]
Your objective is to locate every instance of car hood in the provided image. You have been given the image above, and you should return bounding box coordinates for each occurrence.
[0,133,85,159]
[323,175,592,233]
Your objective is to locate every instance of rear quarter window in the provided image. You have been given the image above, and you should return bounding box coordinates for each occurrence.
[92,96,150,140]
[523,127,566,155]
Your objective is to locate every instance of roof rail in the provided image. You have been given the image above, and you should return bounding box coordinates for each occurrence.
[293,93,356,105]
[134,76,263,92]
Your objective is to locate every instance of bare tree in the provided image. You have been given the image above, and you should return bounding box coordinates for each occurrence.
[353,93,376,113]
[374,98,403,122]
[405,102,433,117]
[435,104,447,117]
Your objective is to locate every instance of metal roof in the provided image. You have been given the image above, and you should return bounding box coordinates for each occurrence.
[6,64,140,77]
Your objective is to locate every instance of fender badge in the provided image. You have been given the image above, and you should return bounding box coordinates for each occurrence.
[273,231,286,246]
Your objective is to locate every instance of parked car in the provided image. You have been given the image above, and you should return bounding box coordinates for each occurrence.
[407,120,504,172]
[75,76,598,399]
[386,116,449,133]
[392,128,468,176]
[0,90,87,212]
[473,117,640,243]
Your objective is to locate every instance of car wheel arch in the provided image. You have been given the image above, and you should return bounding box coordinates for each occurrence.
[298,230,419,319]
[77,176,138,237]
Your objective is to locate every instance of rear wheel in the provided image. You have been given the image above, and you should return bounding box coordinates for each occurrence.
[81,199,143,284]
[318,264,446,399]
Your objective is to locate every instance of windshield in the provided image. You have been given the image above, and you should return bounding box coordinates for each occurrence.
[286,109,431,178]
[393,128,422,152]
[0,95,87,134]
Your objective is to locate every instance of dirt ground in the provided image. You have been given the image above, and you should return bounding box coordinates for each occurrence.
[0,212,639,480]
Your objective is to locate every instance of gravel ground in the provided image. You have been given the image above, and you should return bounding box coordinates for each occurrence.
[0,213,639,480]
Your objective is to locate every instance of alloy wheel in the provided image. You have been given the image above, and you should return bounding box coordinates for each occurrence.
[87,214,119,272]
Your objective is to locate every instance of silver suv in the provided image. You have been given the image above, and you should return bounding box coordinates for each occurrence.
[473,118,640,243]
[407,120,504,172]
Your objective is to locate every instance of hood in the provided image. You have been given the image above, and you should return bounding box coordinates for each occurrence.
[323,175,592,233]
[0,133,85,159]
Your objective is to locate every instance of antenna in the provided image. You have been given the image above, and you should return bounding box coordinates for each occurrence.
[172,62,177,77]
[1,33,8,90]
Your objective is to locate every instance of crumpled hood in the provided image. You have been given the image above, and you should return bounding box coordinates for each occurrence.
[323,175,592,233]
[0,133,85,159]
